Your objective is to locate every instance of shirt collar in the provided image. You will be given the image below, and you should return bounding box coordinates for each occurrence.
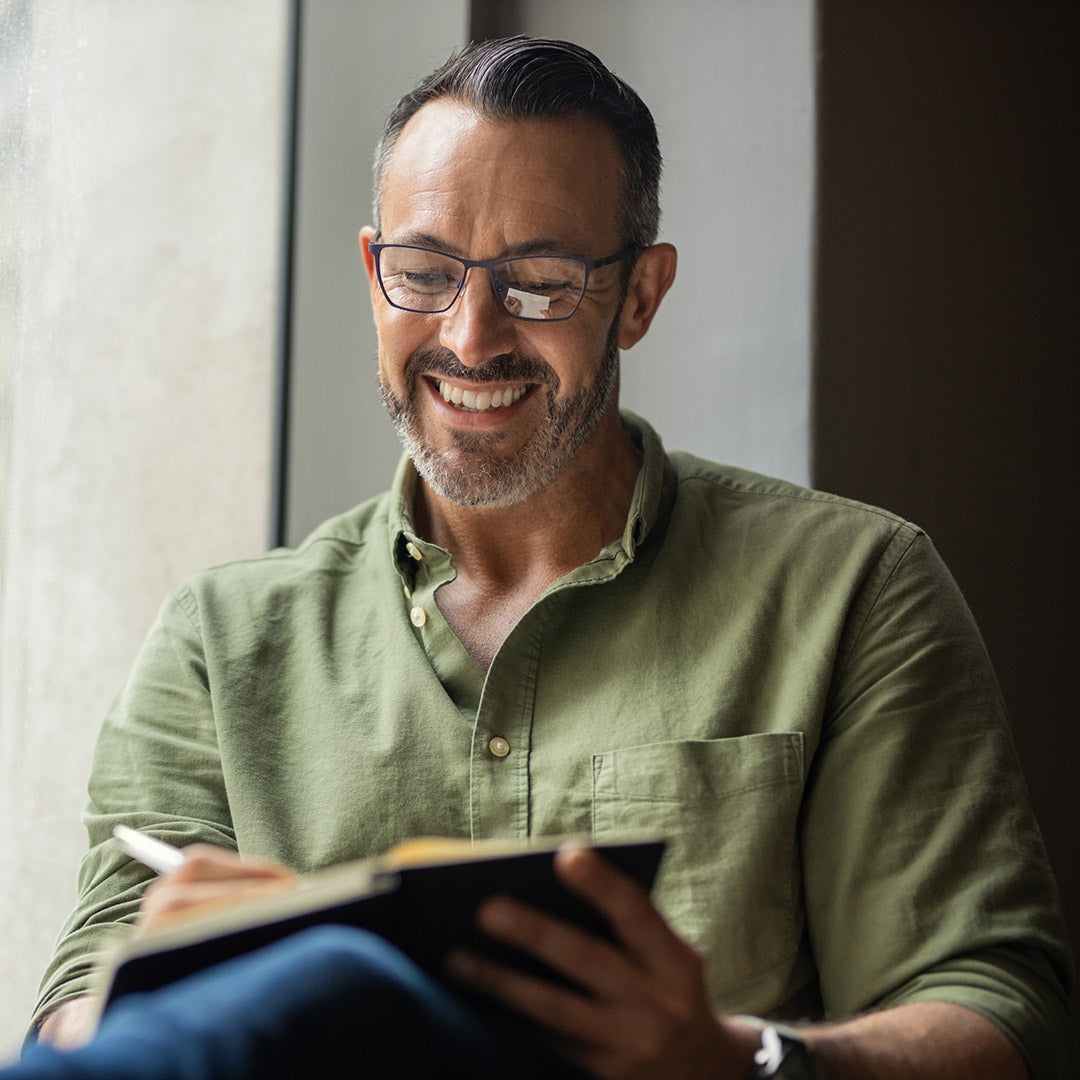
[386,408,670,578]
[617,409,668,559]
[387,452,431,587]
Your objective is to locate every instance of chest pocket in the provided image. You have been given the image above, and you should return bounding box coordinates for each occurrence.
[591,734,805,1005]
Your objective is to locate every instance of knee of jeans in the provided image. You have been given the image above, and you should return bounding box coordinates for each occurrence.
[281,925,438,1002]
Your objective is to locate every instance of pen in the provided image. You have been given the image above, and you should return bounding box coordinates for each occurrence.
[112,824,186,875]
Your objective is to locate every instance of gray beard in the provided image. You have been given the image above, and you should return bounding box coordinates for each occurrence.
[379,326,620,508]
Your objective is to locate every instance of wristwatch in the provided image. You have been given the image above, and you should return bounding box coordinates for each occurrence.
[747,1024,820,1079]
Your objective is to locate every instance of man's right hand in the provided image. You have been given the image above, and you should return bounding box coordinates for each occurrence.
[37,845,296,1048]
[137,844,297,933]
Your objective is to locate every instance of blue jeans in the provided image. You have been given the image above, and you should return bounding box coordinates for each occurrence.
[16,927,583,1079]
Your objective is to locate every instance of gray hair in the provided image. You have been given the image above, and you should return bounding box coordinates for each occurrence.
[372,36,662,252]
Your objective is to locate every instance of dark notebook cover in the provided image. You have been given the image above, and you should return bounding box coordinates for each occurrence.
[99,838,666,1012]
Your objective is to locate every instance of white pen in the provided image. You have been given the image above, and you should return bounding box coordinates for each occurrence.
[112,824,186,875]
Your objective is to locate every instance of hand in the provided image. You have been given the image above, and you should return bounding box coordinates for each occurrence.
[37,995,98,1049]
[446,844,757,1080]
[138,844,297,933]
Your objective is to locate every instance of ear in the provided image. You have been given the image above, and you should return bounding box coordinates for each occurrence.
[617,242,677,350]
[359,226,379,296]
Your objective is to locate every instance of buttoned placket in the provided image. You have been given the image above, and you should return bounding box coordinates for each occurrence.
[396,533,483,711]
[388,417,661,845]
[395,529,531,837]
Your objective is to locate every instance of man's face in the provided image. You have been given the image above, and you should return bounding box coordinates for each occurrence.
[362,99,630,508]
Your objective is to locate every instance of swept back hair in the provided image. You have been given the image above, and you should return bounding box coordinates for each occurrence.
[372,36,662,252]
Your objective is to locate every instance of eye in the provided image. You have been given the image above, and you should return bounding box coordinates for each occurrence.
[511,277,574,296]
[499,257,584,297]
[401,270,455,294]
[379,247,463,298]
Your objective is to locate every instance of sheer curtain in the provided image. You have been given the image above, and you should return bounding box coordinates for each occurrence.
[0,1,285,1059]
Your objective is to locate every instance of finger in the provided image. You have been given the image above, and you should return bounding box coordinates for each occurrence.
[139,873,295,931]
[445,947,607,1045]
[473,892,708,1047]
[170,845,295,884]
[475,893,643,1001]
[554,846,701,984]
[446,947,699,1080]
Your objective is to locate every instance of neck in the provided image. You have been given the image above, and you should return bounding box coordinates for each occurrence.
[412,406,641,595]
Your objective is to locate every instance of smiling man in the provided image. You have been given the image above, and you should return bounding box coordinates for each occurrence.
[33,37,1074,1080]
[359,95,673,669]
[365,101,641,513]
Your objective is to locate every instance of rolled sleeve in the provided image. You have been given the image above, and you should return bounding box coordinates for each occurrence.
[801,530,1074,1075]
[33,587,235,1026]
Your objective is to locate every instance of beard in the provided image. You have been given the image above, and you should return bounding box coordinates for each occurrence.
[379,323,620,508]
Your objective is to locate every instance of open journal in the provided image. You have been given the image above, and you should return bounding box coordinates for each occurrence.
[91,835,666,1023]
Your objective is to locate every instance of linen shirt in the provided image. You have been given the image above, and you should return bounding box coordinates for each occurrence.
[36,414,1074,1075]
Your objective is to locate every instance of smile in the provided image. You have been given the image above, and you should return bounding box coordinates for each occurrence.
[434,379,531,413]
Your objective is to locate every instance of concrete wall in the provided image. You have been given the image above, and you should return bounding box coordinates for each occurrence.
[0,2,287,1059]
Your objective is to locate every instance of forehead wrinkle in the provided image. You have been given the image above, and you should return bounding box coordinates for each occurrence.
[384,229,586,262]
[380,100,623,256]
[387,184,611,261]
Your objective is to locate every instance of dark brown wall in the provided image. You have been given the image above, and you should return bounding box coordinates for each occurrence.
[814,0,1079,1016]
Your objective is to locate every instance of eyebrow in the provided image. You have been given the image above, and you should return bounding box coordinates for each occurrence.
[384,231,587,261]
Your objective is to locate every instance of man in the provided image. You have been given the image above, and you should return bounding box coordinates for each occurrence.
[33,36,1074,1078]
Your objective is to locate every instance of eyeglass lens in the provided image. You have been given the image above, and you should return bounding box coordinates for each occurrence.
[378,247,589,320]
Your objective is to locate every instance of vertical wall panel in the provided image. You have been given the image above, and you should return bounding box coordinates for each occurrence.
[283,2,469,544]
[516,0,816,484]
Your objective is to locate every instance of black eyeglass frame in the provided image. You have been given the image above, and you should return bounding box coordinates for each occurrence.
[367,242,638,322]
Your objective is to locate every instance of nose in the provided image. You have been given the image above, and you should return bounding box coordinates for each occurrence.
[438,267,518,368]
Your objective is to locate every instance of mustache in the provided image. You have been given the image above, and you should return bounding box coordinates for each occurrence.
[404,347,559,390]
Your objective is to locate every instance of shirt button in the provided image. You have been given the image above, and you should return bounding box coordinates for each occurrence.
[410,606,426,627]
[489,736,510,758]
[406,542,423,561]
[402,583,412,599]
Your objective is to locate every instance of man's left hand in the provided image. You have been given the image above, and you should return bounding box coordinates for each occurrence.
[445,844,756,1080]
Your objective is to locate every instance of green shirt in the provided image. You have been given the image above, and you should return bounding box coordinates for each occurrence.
[37,414,1074,1076]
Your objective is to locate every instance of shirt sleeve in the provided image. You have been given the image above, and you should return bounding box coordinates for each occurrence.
[800,527,1076,1078]
[32,585,235,1027]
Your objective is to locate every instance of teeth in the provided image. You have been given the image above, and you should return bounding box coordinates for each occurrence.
[437,381,527,413]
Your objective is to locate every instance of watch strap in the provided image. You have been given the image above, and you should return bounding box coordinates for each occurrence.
[747,1023,820,1079]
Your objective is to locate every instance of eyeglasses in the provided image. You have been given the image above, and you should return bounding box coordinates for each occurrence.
[368,243,636,322]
